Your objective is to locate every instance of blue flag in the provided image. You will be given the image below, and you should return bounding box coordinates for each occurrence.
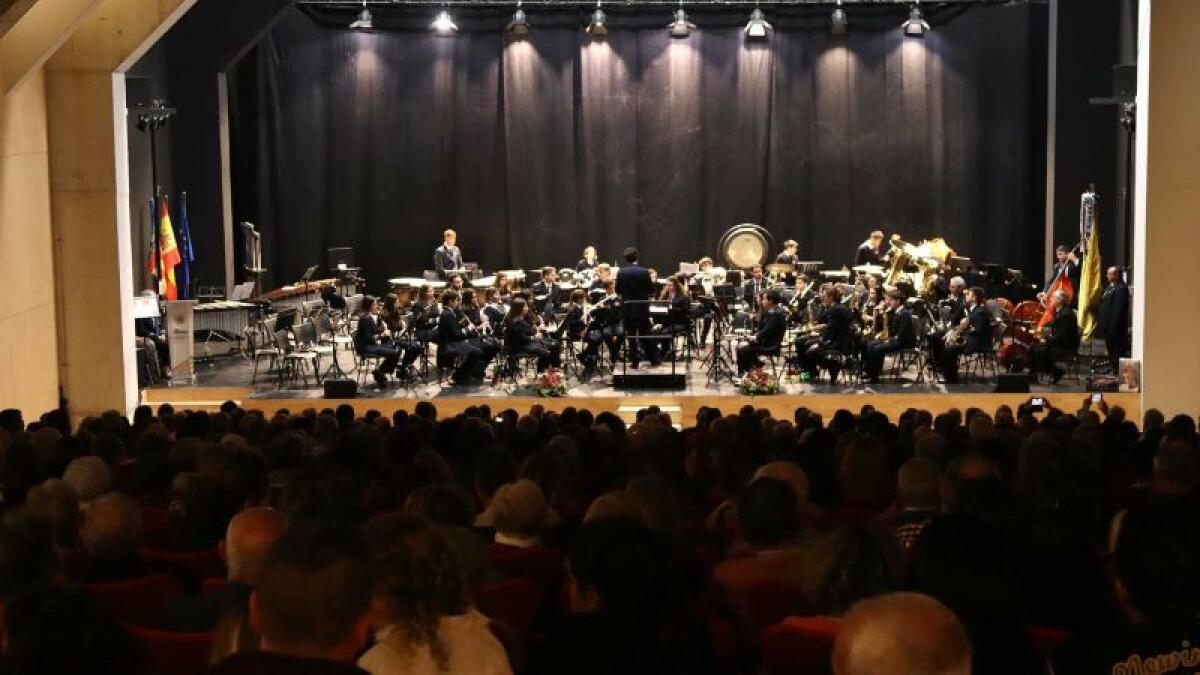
[177,192,194,300]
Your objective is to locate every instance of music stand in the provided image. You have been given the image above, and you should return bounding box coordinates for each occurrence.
[301,265,319,300]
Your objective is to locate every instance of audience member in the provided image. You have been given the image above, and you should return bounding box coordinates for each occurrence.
[77,492,144,582]
[832,592,971,675]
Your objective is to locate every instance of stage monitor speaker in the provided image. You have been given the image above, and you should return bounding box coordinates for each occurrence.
[994,373,1030,393]
[612,374,687,390]
[324,378,357,398]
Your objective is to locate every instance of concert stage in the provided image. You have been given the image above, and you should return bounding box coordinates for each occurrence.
[145,354,1139,423]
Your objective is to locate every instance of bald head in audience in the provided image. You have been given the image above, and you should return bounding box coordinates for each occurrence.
[223,507,288,585]
[833,592,971,675]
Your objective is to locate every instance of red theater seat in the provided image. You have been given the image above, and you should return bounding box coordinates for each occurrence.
[86,574,185,627]
[744,582,814,638]
[200,577,227,596]
[1028,625,1070,660]
[140,547,225,587]
[127,625,213,675]
[761,615,842,675]
[474,577,546,641]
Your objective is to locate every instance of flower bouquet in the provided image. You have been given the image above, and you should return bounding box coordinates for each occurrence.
[738,366,780,395]
[535,368,568,397]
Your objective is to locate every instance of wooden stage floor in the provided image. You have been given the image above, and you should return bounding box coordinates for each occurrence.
[142,386,1140,425]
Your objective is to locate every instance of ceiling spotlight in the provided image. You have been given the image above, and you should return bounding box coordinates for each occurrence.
[831,0,848,35]
[744,7,771,40]
[902,3,930,37]
[432,9,457,35]
[587,1,607,36]
[506,2,530,35]
[668,3,696,38]
[349,1,373,30]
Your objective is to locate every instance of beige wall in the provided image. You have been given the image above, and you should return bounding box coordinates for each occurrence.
[0,67,59,416]
[1134,0,1200,417]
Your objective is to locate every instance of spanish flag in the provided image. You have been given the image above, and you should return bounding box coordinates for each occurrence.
[147,197,182,301]
[1077,219,1102,340]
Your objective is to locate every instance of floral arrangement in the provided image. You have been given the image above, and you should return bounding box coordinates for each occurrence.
[535,368,569,397]
[739,366,780,395]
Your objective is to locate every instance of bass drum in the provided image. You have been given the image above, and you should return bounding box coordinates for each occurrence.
[719,223,775,270]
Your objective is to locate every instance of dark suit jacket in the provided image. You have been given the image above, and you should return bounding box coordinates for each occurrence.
[855,244,883,267]
[742,278,767,305]
[354,314,382,351]
[433,244,462,274]
[965,304,992,353]
[1096,281,1130,339]
[890,307,917,349]
[616,264,653,321]
[1046,307,1081,353]
[561,304,586,339]
[436,307,468,345]
[820,303,854,349]
[504,318,536,352]
[775,253,798,265]
[531,281,562,311]
[754,307,786,351]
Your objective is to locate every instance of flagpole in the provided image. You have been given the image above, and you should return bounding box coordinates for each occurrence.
[134,100,176,296]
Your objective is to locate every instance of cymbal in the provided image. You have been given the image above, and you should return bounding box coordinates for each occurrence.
[852,264,885,274]
[766,263,795,274]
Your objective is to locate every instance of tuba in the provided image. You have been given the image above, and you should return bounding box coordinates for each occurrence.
[943,322,967,349]
[884,236,914,286]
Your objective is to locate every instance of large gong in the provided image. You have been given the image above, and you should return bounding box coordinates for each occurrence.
[719,223,775,270]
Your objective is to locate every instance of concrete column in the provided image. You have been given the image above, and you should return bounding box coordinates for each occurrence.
[1133,0,1200,416]
[44,0,190,420]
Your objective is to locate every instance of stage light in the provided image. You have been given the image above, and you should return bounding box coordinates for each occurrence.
[506,2,530,35]
[432,9,458,35]
[902,2,930,37]
[349,1,373,30]
[744,7,771,40]
[587,1,607,36]
[667,3,696,38]
[831,0,848,35]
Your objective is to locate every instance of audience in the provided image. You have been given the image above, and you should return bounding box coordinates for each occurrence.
[0,397,1192,675]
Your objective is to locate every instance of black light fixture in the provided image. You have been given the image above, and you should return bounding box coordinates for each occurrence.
[744,7,771,40]
[432,7,458,34]
[831,0,848,35]
[587,0,607,36]
[349,0,373,30]
[668,1,696,38]
[506,1,529,35]
[902,2,930,37]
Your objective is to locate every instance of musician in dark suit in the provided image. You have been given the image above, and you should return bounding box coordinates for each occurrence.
[582,283,621,373]
[650,276,692,362]
[864,290,916,382]
[354,296,402,387]
[795,285,854,383]
[1041,244,1080,299]
[775,240,799,266]
[932,287,993,384]
[737,290,786,375]
[482,288,507,328]
[1096,266,1131,367]
[854,231,887,267]
[432,228,463,277]
[789,274,815,326]
[616,247,658,367]
[502,298,560,372]
[1028,290,1080,384]
[742,265,767,305]
[531,266,563,320]
[576,245,599,272]
[436,290,494,385]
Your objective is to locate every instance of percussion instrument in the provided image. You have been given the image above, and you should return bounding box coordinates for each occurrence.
[719,223,774,270]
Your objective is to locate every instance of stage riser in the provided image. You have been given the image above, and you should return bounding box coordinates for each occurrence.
[141,388,1140,425]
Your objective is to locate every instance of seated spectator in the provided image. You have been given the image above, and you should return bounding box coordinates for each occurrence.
[583,491,647,525]
[358,513,510,675]
[63,456,112,506]
[404,484,495,593]
[833,592,971,675]
[24,478,81,548]
[713,478,813,636]
[876,458,941,552]
[161,507,288,631]
[1058,496,1200,675]
[76,492,144,582]
[907,514,1041,675]
[805,526,896,615]
[526,519,715,675]
[208,522,374,674]
[486,480,563,591]
[4,586,147,675]
[0,512,60,611]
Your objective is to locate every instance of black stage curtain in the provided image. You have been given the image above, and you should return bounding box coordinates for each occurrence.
[231,4,1046,293]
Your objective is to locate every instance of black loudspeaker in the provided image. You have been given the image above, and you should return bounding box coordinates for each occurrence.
[323,378,357,398]
[994,373,1030,393]
[612,374,687,390]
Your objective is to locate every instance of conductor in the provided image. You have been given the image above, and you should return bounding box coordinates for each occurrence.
[615,247,659,368]
[433,229,463,277]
